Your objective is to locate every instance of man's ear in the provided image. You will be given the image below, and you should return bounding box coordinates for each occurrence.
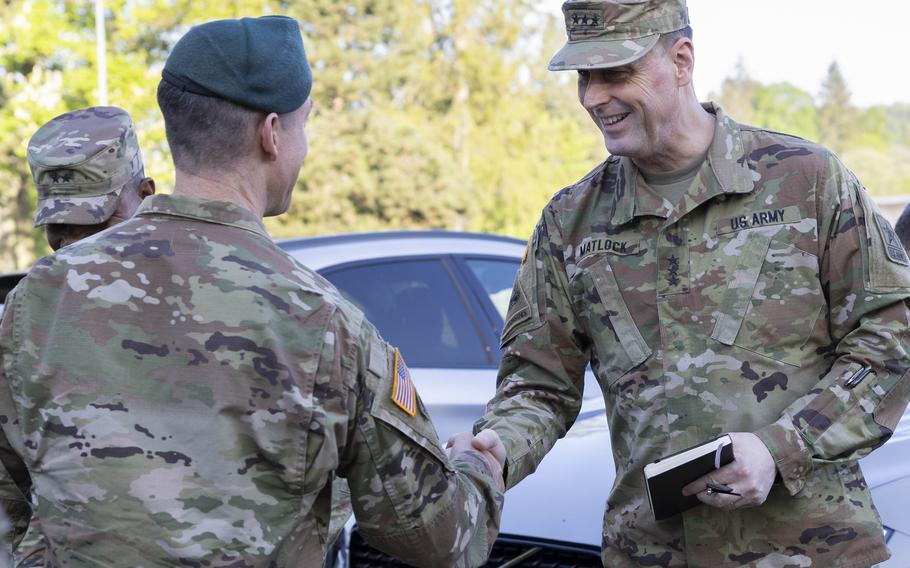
[670,38,696,87]
[258,112,281,162]
[138,177,156,198]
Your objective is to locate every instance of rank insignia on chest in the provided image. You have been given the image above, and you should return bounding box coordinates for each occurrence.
[391,348,417,417]
[667,255,681,286]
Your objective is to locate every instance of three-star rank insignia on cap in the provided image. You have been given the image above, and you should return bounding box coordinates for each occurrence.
[391,348,417,417]
[568,10,604,31]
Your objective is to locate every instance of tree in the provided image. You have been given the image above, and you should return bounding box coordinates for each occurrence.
[0,1,602,271]
[0,0,278,272]
[751,83,818,141]
[711,57,761,125]
[3,4,906,272]
[816,61,855,155]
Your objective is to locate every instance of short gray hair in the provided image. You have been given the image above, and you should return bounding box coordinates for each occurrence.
[659,25,693,49]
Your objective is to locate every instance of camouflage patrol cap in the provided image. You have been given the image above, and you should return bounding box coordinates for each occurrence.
[549,0,689,71]
[28,106,144,227]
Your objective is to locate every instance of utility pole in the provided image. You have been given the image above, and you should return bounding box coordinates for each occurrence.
[95,0,108,105]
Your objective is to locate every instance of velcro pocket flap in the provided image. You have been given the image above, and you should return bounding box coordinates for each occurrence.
[711,227,775,345]
[589,258,652,369]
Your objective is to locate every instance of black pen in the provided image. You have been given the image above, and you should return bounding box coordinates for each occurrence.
[706,482,741,497]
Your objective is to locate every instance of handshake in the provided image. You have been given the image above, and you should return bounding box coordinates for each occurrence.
[446,429,507,491]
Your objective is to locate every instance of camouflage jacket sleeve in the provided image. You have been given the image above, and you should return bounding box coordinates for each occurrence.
[12,515,45,567]
[755,152,910,495]
[473,208,590,490]
[0,287,35,549]
[334,305,504,568]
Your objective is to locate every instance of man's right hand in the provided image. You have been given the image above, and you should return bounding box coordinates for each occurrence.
[447,429,506,491]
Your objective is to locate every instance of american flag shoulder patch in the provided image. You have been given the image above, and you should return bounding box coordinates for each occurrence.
[391,348,417,417]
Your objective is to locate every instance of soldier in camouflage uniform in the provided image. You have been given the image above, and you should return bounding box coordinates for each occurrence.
[28,106,155,251]
[4,105,156,568]
[0,15,505,567]
[473,1,910,567]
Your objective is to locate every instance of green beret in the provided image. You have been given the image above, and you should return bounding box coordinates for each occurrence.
[162,15,312,114]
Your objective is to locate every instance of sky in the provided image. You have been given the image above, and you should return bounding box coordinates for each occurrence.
[548,0,910,108]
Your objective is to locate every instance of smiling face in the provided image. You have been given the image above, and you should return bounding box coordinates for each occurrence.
[577,41,686,171]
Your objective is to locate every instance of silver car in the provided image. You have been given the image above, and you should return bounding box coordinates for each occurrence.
[280,231,608,565]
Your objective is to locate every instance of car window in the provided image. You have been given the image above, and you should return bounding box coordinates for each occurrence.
[464,258,521,323]
[323,259,491,368]
[0,272,26,318]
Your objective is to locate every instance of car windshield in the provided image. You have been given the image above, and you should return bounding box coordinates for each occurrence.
[323,258,492,368]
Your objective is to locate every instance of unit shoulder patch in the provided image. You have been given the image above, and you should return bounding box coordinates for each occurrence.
[500,283,532,344]
[850,186,910,291]
[875,212,910,266]
[391,348,417,417]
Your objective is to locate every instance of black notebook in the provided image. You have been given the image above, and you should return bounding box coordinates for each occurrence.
[643,434,734,521]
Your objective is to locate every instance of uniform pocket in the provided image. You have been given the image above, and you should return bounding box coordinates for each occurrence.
[359,377,455,526]
[581,257,652,388]
[369,398,451,468]
[712,226,824,366]
[360,340,452,470]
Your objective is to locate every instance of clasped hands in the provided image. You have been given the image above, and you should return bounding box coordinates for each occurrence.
[682,432,778,511]
[446,429,507,492]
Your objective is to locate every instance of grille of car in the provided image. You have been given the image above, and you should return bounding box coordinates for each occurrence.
[348,530,602,567]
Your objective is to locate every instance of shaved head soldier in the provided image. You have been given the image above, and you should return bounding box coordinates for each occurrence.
[28,106,155,251]
[0,16,504,567]
[470,0,910,566]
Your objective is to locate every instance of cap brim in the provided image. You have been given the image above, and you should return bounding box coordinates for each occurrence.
[548,34,660,71]
[33,190,121,227]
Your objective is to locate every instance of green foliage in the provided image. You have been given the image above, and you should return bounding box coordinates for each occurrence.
[817,61,855,155]
[0,0,600,271]
[752,83,818,141]
[712,60,910,199]
[1,4,907,272]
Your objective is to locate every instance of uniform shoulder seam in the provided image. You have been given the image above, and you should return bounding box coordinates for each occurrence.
[738,123,825,149]
[549,160,609,205]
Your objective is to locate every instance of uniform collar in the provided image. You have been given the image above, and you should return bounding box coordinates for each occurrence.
[610,102,755,227]
[136,194,270,239]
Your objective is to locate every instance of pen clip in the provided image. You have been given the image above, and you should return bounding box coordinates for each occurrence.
[845,366,873,389]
